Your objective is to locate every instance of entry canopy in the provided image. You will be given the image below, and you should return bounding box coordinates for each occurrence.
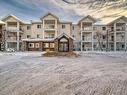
[55,33,74,40]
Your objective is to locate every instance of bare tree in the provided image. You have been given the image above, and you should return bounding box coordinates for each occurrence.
[96,30,103,51]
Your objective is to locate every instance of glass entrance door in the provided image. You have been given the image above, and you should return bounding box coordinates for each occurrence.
[59,42,68,52]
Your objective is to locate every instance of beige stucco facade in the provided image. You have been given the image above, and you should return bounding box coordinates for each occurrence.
[0,12,127,52]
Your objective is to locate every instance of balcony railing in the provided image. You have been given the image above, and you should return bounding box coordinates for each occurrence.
[44,36,55,39]
[6,27,23,32]
[44,24,55,29]
[82,37,92,42]
[82,27,92,31]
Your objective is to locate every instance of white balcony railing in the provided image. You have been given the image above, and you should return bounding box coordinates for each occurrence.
[82,27,92,31]
[7,27,17,31]
[82,37,92,42]
[44,24,55,29]
[44,36,55,39]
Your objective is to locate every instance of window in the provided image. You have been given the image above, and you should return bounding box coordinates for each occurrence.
[62,24,65,29]
[27,26,31,30]
[93,27,97,30]
[37,34,40,38]
[122,44,124,48]
[102,27,106,30]
[103,35,106,39]
[93,35,96,39]
[73,26,75,30]
[82,35,85,40]
[111,27,114,31]
[27,35,31,38]
[50,43,55,48]
[37,24,41,29]
[111,36,114,41]
[29,43,34,48]
[44,43,49,48]
[103,44,106,48]
[35,43,40,48]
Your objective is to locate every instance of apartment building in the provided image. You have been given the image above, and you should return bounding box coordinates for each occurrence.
[0,12,127,52]
[1,13,73,52]
[0,20,5,51]
[77,15,127,51]
[93,16,127,51]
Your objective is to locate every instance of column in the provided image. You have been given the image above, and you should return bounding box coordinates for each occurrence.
[81,22,83,51]
[92,23,94,51]
[5,22,8,50]
[42,20,45,39]
[55,20,57,37]
[17,22,20,51]
[125,23,127,51]
[114,23,116,51]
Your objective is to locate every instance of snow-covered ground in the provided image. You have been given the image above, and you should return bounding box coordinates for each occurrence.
[0,52,127,95]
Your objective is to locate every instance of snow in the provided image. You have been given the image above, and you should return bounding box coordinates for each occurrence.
[0,51,127,95]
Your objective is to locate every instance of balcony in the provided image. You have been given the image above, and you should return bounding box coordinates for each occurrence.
[81,27,93,32]
[116,27,125,32]
[6,37,17,42]
[82,37,92,42]
[6,27,23,33]
[116,37,125,42]
[44,36,55,39]
[44,24,56,30]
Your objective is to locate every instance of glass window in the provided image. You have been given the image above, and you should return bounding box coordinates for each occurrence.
[122,44,124,48]
[102,27,106,30]
[44,43,49,48]
[73,26,75,30]
[37,34,40,38]
[37,24,41,29]
[93,27,97,30]
[27,35,31,38]
[29,43,34,48]
[35,43,40,48]
[103,35,106,39]
[62,24,65,29]
[27,26,31,30]
[50,43,54,48]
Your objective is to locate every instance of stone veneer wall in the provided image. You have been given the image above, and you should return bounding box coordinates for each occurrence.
[54,39,58,52]
[69,38,73,52]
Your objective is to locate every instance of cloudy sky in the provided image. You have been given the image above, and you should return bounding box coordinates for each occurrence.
[0,0,81,22]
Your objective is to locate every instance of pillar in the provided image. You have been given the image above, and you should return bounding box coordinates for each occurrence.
[81,22,83,51]
[17,22,20,51]
[42,19,45,39]
[125,23,127,51]
[114,23,116,51]
[92,23,94,51]
[55,20,57,38]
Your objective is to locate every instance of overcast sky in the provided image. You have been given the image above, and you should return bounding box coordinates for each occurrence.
[0,0,81,22]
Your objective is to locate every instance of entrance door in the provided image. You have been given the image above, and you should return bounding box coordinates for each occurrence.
[59,42,68,52]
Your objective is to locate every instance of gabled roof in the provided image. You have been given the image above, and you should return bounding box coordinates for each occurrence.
[94,16,127,25]
[55,33,74,40]
[78,15,96,24]
[2,14,24,23]
[40,12,59,20]
[0,20,5,24]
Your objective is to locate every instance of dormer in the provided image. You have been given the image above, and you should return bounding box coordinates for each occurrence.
[78,15,96,31]
[2,14,24,31]
[40,12,59,30]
